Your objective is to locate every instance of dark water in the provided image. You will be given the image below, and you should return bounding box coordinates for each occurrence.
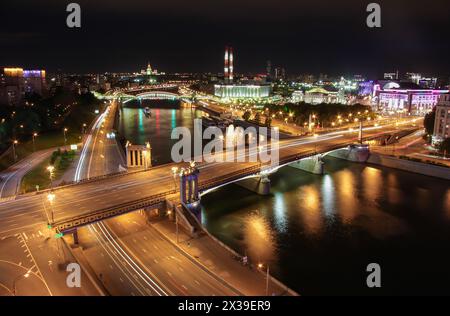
[201,158,450,295]
[119,100,203,165]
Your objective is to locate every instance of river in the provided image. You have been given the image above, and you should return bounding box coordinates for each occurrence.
[120,103,450,295]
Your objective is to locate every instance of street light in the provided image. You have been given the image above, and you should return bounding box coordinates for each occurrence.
[12,140,18,162]
[47,192,56,224]
[12,269,32,296]
[32,132,38,152]
[63,128,68,147]
[258,263,270,296]
[47,165,55,189]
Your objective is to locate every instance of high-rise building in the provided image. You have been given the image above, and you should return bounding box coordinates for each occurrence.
[274,67,285,80]
[384,71,399,80]
[266,60,272,78]
[0,67,47,105]
[23,70,46,95]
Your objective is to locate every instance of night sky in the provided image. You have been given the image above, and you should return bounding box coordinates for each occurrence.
[1,0,450,78]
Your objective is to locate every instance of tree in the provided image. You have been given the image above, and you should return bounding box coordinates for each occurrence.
[254,112,261,123]
[423,108,436,136]
[439,138,450,157]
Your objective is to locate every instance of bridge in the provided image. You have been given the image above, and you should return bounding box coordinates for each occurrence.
[95,85,214,105]
[0,123,404,240]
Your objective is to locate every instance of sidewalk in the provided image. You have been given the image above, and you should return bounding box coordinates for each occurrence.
[151,219,298,296]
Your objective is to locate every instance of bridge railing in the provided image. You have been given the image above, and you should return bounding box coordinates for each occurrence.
[53,189,176,232]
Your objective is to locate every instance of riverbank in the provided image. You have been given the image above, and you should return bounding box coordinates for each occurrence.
[151,218,299,296]
[367,152,450,180]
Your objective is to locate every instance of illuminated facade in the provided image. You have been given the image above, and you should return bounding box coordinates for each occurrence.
[1,67,47,105]
[23,69,46,95]
[292,87,346,104]
[433,94,450,145]
[373,82,449,115]
[214,84,271,98]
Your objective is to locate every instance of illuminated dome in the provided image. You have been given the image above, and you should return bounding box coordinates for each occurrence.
[383,82,401,89]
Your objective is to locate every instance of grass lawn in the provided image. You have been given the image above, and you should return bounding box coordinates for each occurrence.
[19,149,77,194]
[0,129,82,172]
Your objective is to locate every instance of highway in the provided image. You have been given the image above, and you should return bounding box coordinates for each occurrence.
[68,100,241,295]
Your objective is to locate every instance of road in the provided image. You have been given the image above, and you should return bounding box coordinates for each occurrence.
[68,100,241,295]
[0,99,417,296]
[0,121,411,237]
[0,148,55,198]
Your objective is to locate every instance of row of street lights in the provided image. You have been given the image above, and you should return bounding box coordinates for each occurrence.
[10,126,69,162]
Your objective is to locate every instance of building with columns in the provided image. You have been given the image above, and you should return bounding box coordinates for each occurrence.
[433,94,450,146]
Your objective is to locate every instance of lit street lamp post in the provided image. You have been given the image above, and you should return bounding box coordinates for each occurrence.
[12,140,18,162]
[258,263,270,296]
[32,133,38,152]
[63,128,68,148]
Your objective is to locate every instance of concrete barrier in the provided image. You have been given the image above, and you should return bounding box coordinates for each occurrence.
[367,153,450,180]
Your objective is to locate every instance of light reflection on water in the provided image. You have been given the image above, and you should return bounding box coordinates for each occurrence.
[201,157,450,295]
[119,105,450,294]
[119,103,203,165]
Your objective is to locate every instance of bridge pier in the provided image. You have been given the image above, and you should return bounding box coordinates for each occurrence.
[288,154,324,175]
[236,174,271,195]
[73,229,79,245]
[326,144,370,162]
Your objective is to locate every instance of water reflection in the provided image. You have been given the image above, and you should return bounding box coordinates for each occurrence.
[273,193,287,233]
[119,103,203,165]
[335,169,358,222]
[201,158,450,295]
[297,185,323,234]
[242,211,276,265]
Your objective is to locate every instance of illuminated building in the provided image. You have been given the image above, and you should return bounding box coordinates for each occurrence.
[293,87,346,105]
[214,84,271,98]
[23,69,46,95]
[433,94,450,145]
[214,46,271,99]
[0,67,47,105]
[373,81,449,115]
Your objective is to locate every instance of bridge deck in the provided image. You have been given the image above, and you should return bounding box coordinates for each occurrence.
[0,127,405,233]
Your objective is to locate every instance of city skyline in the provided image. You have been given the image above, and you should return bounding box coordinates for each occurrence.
[1,0,450,301]
[1,0,450,76]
